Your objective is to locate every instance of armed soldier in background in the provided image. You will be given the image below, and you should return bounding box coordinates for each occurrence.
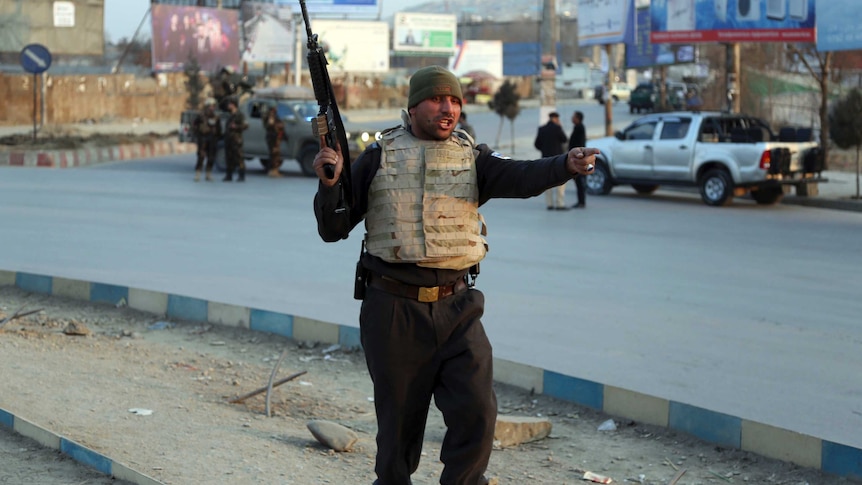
[263,107,285,178]
[192,97,222,182]
[222,97,248,182]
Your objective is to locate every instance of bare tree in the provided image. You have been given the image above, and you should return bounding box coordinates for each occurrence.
[488,80,521,153]
[828,89,862,198]
[785,44,834,171]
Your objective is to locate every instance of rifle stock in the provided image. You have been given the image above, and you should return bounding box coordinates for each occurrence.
[299,0,352,214]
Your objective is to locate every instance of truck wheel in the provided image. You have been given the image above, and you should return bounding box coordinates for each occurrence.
[699,169,733,206]
[299,145,318,177]
[632,184,659,194]
[586,161,613,195]
[751,186,784,205]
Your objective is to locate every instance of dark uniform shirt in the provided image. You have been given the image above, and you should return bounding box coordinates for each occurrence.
[314,141,573,287]
[193,111,222,141]
[225,111,248,146]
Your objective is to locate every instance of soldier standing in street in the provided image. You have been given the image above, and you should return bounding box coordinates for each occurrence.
[263,107,285,178]
[223,97,248,182]
[192,97,222,182]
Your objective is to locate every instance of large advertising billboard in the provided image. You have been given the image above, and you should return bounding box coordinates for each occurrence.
[392,13,457,55]
[650,0,815,44]
[0,0,104,56]
[241,2,295,63]
[577,0,631,46]
[448,40,503,79]
[310,20,388,73]
[152,4,241,73]
[817,0,862,52]
[626,6,694,69]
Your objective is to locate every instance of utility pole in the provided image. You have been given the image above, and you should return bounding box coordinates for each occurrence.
[539,0,558,123]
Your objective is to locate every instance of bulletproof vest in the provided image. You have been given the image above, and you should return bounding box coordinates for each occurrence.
[365,122,488,270]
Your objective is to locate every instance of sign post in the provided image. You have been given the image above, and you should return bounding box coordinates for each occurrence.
[19,43,52,141]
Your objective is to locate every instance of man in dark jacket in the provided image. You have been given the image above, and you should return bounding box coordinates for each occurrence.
[312,65,596,485]
[568,110,587,208]
[534,111,569,210]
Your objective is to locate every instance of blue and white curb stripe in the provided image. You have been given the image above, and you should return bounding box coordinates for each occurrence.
[1,269,860,482]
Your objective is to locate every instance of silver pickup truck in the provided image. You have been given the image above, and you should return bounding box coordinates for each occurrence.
[179,86,379,176]
[585,111,824,206]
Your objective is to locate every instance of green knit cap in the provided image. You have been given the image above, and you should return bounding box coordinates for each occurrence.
[408,66,463,108]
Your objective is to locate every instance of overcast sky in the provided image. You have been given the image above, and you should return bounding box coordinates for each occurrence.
[103,0,425,42]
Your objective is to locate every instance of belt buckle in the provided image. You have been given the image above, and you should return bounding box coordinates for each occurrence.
[418,286,439,302]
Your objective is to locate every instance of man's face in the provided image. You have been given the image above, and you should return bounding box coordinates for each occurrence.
[408,95,461,141]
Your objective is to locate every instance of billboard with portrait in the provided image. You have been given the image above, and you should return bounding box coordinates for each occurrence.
[310,20,388,73]
[392,13,457,55]
[240,2,295,63]
[151,4,240,73]
[816,0,862,52]
[0,0,104,56]
[626,6,694,69]
[650,0,815,44]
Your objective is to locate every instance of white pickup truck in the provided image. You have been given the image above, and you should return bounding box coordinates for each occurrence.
[585,111,824,206]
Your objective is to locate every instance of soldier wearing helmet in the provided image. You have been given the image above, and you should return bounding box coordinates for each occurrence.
[191,97,222,182]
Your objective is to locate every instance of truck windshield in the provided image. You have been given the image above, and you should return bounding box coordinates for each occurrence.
[277,101,319,121]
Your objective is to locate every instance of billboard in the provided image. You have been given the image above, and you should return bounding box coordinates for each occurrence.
[241,2,295,63]
[311,20,388,73]
[297,0,378,17]
[626,6,694,69]
[577,0,631,46]
[0,0,104,56]
[392,13,457,55]
[152,4,241,73]
[448,41,503,79]
[817,0,862,52]
[650,0,815,44]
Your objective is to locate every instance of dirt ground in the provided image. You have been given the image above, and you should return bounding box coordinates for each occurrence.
[1,286,854,485]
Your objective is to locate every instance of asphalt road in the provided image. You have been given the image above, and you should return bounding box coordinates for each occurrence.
[1,100,861,453]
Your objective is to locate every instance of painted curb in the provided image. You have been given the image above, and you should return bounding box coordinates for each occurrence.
[0,140,195,168]
[1,269,860,483]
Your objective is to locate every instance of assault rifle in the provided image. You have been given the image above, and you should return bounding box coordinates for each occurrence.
[299,0,352,215]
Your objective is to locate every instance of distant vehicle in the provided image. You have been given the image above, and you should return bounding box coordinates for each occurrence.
[597,83,632,104]
[179,86,380,176]
[585,111,824,206]
[628,82,686,113]
[555,62,592,98]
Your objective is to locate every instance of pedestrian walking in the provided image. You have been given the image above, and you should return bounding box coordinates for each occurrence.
[568,110,587,208]
[312,65,597,485]
[534,111,569,210]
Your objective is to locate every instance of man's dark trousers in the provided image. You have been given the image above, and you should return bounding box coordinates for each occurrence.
[360,286,496,485]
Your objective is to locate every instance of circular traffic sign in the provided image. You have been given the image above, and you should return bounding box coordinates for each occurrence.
[20,43,52,74]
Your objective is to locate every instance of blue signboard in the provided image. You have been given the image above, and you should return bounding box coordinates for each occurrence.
[650,0,815,44]
[626,6,694,69]
[19,43,52,74]
[280,0,377,16]
[817,0,862,52]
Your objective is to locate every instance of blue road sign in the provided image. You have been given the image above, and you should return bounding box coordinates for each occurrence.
[20,44,52,74]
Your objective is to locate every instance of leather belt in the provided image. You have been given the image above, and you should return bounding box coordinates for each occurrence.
[367,273,468,303]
